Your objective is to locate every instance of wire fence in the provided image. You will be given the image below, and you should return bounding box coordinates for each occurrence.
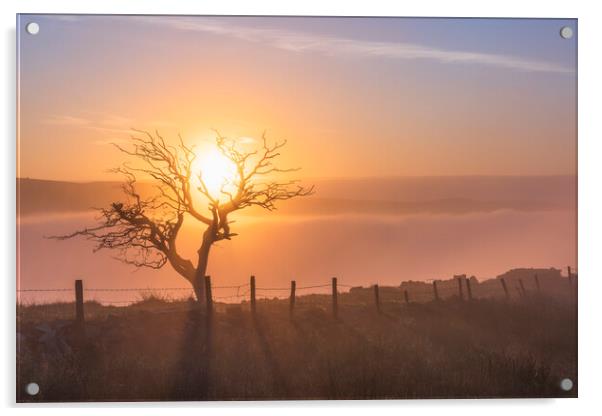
[16,268,576,309]
[17,281,352,304]
[17,286,240,306]
[16,281,355,307]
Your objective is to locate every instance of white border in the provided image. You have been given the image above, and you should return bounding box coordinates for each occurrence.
[3,1,601,414]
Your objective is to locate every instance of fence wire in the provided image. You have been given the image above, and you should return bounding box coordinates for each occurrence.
[17,273,576,307]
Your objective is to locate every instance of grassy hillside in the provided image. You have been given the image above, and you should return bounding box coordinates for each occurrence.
[17,291,577,401]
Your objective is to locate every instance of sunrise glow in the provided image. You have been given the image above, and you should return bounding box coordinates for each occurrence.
[191,146,238,200]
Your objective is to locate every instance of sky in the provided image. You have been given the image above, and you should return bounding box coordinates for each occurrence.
[17,15,577,181]
[16,15,577,295]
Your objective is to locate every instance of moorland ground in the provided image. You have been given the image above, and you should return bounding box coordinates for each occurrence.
[17,287,577,402]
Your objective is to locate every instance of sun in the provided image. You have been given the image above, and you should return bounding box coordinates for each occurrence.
[191,147,238,201]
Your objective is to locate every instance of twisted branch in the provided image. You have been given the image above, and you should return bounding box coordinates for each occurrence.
[51,129,314,283]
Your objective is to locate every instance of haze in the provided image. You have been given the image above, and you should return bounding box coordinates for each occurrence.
[16,15,577,303]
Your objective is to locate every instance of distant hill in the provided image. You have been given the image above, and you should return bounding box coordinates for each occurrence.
[17,176,576,217]
[17,178,156,216]
[346,267,572,302]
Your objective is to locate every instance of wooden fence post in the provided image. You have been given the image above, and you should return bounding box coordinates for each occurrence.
[500,278,509,299]
[519,279,526,297]
[433,280,440,301]
[289,280,296,318]
[204,275,213,315]
[332,277,338,319]
[374,284,381,313]
[75,279,84,325]
[534,274,541,292]
[567,266,572,285]
[404,289,410,304]
[456,275,464,300]
[465,277,473,301]
[250,275,256,314]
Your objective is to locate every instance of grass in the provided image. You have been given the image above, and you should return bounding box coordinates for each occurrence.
[16,292,577,402]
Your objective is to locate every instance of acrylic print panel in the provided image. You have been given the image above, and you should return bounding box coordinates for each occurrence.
[16,14,577,402]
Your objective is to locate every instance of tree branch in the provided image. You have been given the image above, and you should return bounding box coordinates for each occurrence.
[50,129,314,284]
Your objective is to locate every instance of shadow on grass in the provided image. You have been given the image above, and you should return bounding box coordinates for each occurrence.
[251,314,290,397]
[170,307,213,400]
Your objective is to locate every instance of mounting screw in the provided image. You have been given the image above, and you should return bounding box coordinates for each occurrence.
[26,22,40,35]
[560,26,573,39]
[560,378,574,391]
[25,382,40,396]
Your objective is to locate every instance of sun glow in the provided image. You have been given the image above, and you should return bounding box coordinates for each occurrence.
[191,147,238,201]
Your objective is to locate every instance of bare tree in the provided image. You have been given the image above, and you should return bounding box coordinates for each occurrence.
[53,130,314,301]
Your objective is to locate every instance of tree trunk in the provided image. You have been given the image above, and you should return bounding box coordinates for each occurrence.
[192,229,214,303]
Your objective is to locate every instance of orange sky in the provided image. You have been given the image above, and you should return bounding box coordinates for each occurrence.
[17,16,577,182]
[16,16,578,299]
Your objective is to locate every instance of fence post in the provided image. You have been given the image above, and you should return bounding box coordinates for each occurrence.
[456,275,464,300]
[567,266,572,285]
[289,280,296,319]
[534,274,541,292]
[332,277,338,319]
[500,278,509,300]
[519,279,526,297]
[75,279,84,325]
[250,275,256,314]
[404,289,410,304]
[204,275,213,315]
[374,284,381,313]
[465,277,473,301]
[433,280,440,301]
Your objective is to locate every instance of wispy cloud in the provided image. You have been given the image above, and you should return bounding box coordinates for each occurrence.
[44,115,89,126]
[92,137,132,146]
[130,16,573,74]
[43,113,134,144]
[42,112,251,147]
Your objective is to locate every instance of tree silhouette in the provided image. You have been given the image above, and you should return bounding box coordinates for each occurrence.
[53,130,314,301]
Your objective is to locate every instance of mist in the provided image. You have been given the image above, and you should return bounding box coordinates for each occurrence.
[18,207,576,304]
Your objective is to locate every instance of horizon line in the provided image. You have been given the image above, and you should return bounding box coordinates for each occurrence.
[16,173,578,185]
